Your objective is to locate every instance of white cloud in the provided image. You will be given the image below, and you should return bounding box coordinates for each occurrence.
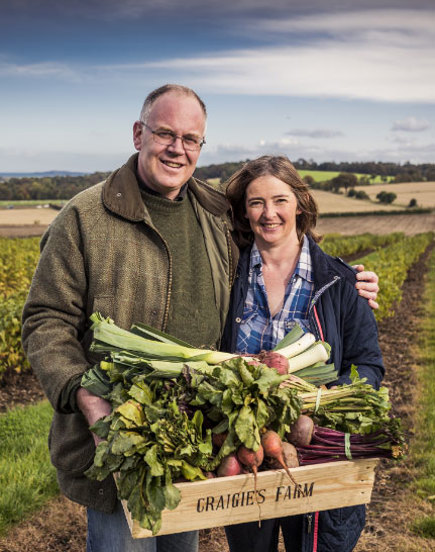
[0,61,80,81]
[99,9,435,103]
[3,9,435,104]
[367,141,435,163]
[391,116,430,131]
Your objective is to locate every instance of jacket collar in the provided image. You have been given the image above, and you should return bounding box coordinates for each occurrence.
[307,234,357,289]
[102,153,230,222]
[238,235,355,292]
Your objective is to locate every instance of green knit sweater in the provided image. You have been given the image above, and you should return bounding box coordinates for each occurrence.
[142,189,221,349]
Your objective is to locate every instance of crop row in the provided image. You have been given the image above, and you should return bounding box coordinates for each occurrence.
[354,232,434,321]
[0,237,40,377]
[0,233,433,382]
[321,232,404,258]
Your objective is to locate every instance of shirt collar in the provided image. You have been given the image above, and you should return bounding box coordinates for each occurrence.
[249,242,263,271]
[249,235,313,283]
[295,235,313,283]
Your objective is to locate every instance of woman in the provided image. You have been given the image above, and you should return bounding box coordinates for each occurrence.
[221,155,384,552]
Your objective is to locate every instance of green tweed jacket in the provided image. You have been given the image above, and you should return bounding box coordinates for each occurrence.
[21,154,238,512]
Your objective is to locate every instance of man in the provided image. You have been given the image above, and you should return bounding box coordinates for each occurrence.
[21,84,379,552]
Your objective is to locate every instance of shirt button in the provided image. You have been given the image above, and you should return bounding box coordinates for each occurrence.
[152,310,157,316]
[235,317,241,323]
[116,192,122,198]
[99,488,104,495]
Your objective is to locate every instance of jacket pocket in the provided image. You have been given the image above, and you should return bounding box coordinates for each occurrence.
[49,411,95,475]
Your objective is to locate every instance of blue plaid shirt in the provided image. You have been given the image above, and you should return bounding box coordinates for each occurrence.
[236,235,314,354]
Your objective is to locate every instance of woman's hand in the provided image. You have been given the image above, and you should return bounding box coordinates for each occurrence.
[353,264,379,310]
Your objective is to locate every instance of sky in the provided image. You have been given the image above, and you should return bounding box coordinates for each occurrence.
[1,0,434,173]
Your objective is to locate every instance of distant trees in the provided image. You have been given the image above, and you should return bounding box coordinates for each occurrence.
[2,158,435,202]
[303,175,315,187]
[394,171,424,183]
[348,189,370,200]
[329,173,358,193]
[194,161,246,184]
[376,191,397,204]
[0,172,110,201]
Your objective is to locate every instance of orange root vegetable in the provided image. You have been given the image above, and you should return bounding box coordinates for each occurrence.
[237,445,264,476]
[261,429,297,485]
[257,350,289,375]
[287,415,315,447]
[268,442,299,469]
[216,453,243,477]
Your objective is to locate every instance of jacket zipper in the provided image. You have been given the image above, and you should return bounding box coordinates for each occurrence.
[309,275,340,340]
[307,275,340,551]
[307,513,313,534]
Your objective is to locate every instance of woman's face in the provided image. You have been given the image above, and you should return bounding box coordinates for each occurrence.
[245,175,301,248]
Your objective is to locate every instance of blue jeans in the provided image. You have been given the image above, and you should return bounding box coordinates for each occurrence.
[86,501,198,552]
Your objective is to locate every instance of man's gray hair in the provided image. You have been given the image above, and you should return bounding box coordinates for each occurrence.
[140,84,207,123]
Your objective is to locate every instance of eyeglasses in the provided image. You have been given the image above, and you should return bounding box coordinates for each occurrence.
[140,122,205,151]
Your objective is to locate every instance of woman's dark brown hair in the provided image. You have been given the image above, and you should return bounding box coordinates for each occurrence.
[225,155,321,248]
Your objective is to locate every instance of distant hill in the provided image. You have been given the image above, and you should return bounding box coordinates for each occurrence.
[0,170,87,178]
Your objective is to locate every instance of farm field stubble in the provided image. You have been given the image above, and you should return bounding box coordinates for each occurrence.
[1,211,434,239]
[355,181,435,208]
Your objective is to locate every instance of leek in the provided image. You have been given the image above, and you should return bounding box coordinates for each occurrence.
[288,342,330,373]
[277,332,316,359]
[90,313,235,364]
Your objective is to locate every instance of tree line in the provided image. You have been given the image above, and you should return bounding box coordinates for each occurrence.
[194,159,435,184]
[1,160,434,202]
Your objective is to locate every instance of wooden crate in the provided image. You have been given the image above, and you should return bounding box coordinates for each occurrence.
[120,458,378,538]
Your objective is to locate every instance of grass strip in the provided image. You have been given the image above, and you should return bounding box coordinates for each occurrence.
[410,244,435,539]
[0,400,58,536]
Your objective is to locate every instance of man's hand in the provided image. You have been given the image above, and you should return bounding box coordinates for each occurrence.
[76,387,112,445]
[353,264,379,310]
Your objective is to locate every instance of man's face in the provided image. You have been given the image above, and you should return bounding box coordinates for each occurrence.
[133,92,206,200]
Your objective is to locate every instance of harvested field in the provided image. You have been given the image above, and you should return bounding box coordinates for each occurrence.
[356,181,435,208]
[1,209,434,239]
[312,190,405,213]
[0,207,59,229]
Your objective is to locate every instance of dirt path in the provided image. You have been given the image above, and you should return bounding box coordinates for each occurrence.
[0,246,433,551]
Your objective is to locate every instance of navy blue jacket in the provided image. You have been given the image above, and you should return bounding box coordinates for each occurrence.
[222,236,384,552]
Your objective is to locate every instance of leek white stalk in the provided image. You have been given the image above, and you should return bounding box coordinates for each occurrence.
[287,343,329,373]
[278,332,316,359]
[90,313,236,364]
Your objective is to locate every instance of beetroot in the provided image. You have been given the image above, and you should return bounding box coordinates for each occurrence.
[287,415,315,447]
[257,350,289,375]
[268,442,299,469]
[216,453,243,477]
[237,445,264,476]
[237,445,265,507]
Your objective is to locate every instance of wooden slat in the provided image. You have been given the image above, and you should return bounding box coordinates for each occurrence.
[121,458,378,538]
